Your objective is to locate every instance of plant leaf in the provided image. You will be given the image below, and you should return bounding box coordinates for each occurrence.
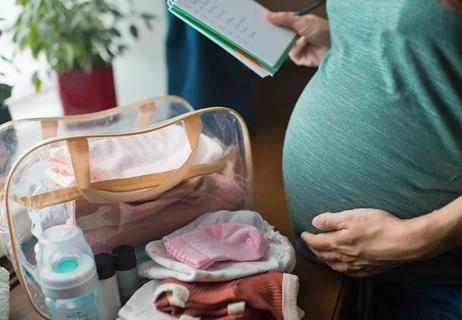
[129,25,138,39]
[0,54,12,63]
[141,13,156,20]
[31,71,42,92]
[0,83,12,104]
[109,28,121,37]
[141,13,156,29]
[10,0,153,74]
[16,0,27,6]
[117,44,128,55]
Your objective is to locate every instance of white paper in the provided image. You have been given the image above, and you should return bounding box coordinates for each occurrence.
[171,0,296,68]
[169,6,272,78]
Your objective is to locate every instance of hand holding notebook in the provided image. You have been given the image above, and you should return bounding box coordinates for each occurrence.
[167,0,297,77]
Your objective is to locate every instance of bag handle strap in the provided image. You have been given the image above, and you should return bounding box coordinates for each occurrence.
[66,114,202,203]
[41,120,58,140]
[40,102,156,140]
[14,148,235,209]
[134,101,156,129]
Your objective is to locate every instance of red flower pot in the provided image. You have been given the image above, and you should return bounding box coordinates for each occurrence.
[58,64,117,115]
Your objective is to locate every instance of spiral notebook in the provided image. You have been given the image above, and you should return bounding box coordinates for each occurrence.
[167,0,297,78]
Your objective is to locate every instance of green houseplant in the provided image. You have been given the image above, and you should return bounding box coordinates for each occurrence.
[11,0,155,115]
[0,23,17,175]
[0,70,12,124]
[0,67,17,176]
[0,69,12,125]
[0,66,16,177]
[0,21,13,124]
[0,71,12,124]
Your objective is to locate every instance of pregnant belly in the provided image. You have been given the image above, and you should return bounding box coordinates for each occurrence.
[282,79,462,243]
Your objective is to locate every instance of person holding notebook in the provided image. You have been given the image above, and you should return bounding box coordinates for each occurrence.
[266,1,462,319]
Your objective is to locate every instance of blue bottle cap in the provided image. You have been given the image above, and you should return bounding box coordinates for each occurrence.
[39,255,98,300]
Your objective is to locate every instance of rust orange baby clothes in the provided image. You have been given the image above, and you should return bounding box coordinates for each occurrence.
[153,272,303,320]
[164,223,266,269]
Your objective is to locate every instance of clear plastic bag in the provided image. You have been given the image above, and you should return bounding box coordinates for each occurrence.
[0,96,252,318]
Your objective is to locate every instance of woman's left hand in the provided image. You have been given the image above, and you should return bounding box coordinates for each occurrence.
[302,209,440,277]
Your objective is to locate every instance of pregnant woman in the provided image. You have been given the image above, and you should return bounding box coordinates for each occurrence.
[267,1,462,319]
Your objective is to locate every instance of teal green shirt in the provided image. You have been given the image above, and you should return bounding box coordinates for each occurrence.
[283,0,462,284]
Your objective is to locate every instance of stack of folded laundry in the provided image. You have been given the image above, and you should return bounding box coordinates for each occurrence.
[118,210,304,320]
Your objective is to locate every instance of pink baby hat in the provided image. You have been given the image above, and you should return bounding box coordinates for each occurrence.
[163,223,267,269]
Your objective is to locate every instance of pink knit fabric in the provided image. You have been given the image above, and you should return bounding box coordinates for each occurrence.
[164,223,266,269]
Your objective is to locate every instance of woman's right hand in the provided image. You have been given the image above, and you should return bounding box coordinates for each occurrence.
[266,12,330,67]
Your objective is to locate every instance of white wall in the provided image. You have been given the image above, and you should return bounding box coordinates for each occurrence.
[0,0,167,119]
[114,0,167,105]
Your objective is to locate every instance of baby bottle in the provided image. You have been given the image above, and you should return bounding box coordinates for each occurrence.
[35,224,107,320]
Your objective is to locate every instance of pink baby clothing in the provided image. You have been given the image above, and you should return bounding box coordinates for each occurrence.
[139,211,296,282]
[164,223,266,269]
[44,124,223,187]
[163,211,267,242]
[82,174,246,253]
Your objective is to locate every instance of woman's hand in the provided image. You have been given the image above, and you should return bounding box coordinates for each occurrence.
[266,12,330,67]
[301,209,446,277]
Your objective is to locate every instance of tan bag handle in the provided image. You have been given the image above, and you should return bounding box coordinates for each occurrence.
[66,114,202,204]
[14,148,235,209]
[134,101,155,129]
[40,102,156,139]
[41,120,58,140]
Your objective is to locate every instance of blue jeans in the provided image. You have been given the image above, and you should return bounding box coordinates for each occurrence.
[165,12,252,126]
[372,281,462,320]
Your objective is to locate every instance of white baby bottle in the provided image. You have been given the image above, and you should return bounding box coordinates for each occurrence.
[35,224,107,320]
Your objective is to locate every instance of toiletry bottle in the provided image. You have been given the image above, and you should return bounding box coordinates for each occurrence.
[36,225,106,320]
[112,245,139,304]
[95,253,121,320]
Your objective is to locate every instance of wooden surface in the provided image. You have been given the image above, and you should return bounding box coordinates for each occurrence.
[10,284,37,319]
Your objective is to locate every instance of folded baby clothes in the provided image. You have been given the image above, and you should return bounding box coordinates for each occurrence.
[153,272,304,320]
[117,280,207,320]
[164,223,266,269]
[82,174,246,253]
[139,211,296,282]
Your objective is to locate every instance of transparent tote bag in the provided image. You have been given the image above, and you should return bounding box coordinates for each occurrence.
[0,96,253,318]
